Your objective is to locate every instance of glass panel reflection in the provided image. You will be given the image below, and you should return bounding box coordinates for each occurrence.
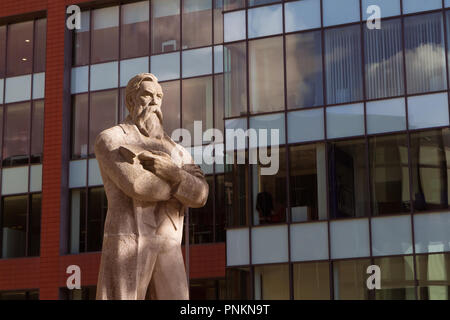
[254,264,289,300]
[410,129,450,212]
[121,1,149,59]
[252,148,287,225]
[182,76,213,146]
[73,11,90,66]
[91,6,119,64]
[225,151,248,227]
[248,5,282,39]
[364,18,404,100]
[71,93,89,159]
[160,80,180,136]
[249,36,284,114]
[290,144,327,222]
[226,267,251,300]
[404,12,447,94]
[87,187,107,252]
[190,175,214,244]
[3,102,31,166]
[325,25,363,105]
[182,0,212,49]
[333,259,371,300]
[373,256,416,300]
[417,253,450,300]
[224,42,247,117]
[286,31,323,109]
[6,21,33,77]
[369,134,410,216]
[89,90,118,155]
[328,139,369,218]
[293,262,330,300]
[1,195,27,258]
[152,0,180,54]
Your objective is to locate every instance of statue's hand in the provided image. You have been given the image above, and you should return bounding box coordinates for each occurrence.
[182,164,205,179]
[138,151,181,185]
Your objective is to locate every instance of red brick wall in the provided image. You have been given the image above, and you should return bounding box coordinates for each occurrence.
[0,0,225,300]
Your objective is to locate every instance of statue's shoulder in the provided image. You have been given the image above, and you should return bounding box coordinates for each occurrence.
[95,124,127,149]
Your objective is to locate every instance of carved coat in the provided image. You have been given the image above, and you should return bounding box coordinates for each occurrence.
[94,118,208,299]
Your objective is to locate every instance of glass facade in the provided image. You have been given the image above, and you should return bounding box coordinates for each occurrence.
[223,1,450,300]
[69,0,226,252]
[0,17,45,259]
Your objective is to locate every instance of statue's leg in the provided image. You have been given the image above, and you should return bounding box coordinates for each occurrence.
[135,236,159,300]
[96,234,140,300]
[146,243,188,300]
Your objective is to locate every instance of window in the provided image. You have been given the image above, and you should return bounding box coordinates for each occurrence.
[3,102,31,166]
[189,175,214,244]
[224,42,247,117]
[254,264,289,300]
[225,151,249,227]
[417,253,450,300]
[160,80,180,136]
[248,4,282,39]
[120,1,149,59]
[73,11,90,66]
[364,18,404,100]
[286,31,323,109]
[61,286,96,300]
[410,129,450,212]
[252,148,287,225]
[293,262,330,300]
[89,90,118,155]
[70,187,107,253]
[71,94,89,159]
[91,7,119,64]
[87,187,107,252]
[328,139,369,219]
[223,0,245,11]
[1,193,41,258]
[369,134,410,216]
[290,144,327,222]
[182,0,212,49]
[226,267,251,300]
[325,25,363,105]
[190,279,226,300]
[373,256,415,300]
[6,21,33,77]
[285,0,321,32]
[404,12,447,94]
[332,259,371,300]
[0,290,38,300]
[152,0,180,54]
[249,36,284,114]
[182,76,213,146]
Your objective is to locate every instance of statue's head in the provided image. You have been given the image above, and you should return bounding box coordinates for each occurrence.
[125,73,164,128]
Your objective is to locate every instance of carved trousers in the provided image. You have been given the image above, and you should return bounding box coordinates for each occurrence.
[96,234,188,300]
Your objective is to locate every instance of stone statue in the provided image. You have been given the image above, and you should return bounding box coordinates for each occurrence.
[94,73,209,300]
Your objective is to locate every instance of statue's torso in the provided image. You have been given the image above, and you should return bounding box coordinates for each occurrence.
[101,122,190,239]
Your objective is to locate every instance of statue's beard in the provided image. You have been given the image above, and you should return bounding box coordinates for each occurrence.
[131,104,164,137]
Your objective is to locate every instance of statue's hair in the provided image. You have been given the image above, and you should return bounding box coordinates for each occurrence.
[125,73,160,112]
